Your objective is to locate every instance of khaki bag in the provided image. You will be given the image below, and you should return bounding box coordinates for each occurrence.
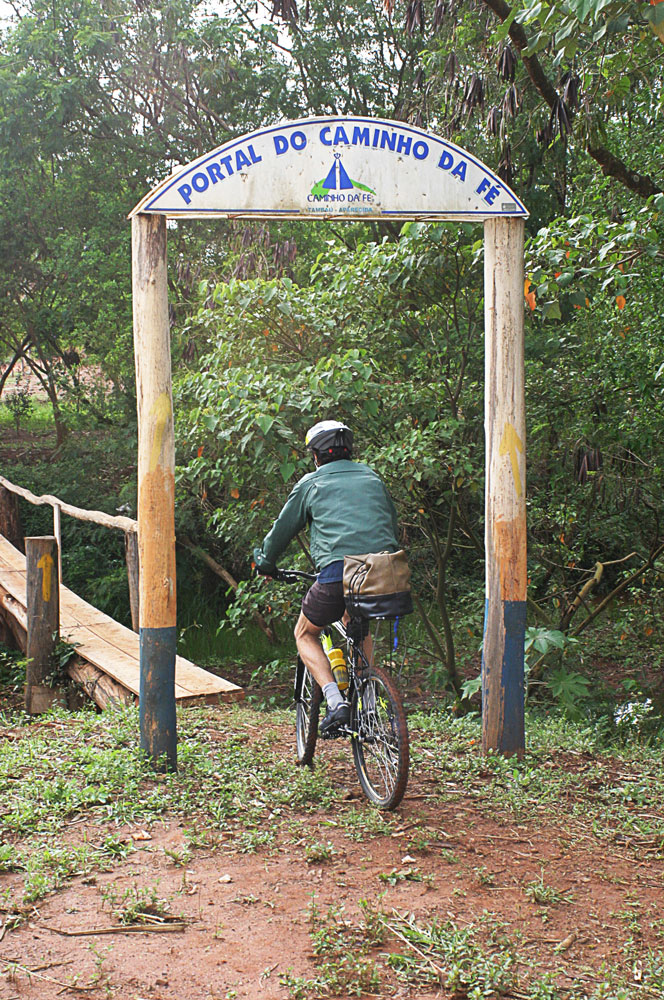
[343,550,413,619]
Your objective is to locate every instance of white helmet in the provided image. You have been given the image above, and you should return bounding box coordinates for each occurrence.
[305,420,353,455]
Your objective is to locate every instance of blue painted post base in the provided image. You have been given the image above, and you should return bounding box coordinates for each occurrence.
[482,599,526,756]
[139,626,177,772]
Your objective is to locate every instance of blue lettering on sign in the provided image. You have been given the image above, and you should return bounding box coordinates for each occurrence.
[178,183,193,204]
[380,130,396,151]
[275,131,307,152]
[207,163,224,184]
[352,126,370,146]
[437,149,467,179]
[396,135,412,156]
[333,125,350,145]
[320,126,332,145]
[476,176,501,205]
[177,144,263,203]
[413,140,428,160]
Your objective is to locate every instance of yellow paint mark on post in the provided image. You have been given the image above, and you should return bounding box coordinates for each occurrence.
[37,553,54,603]
[499,422,524,498]
[148,392,172,474]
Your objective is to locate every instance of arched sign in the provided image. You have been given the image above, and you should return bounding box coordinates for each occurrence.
[130,116,527,221]
[131,115,529,770]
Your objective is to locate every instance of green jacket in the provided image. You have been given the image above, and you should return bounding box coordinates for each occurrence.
[255,460,399,573]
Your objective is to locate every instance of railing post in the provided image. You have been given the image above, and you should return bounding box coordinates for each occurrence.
[125,530,140,633]
[482,216,527,756]
[0,484,23,552]
[53,503,62,587]
[25,535,61,714]
[132,212,177,772]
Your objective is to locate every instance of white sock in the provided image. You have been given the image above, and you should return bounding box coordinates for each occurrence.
[323,682,344,710]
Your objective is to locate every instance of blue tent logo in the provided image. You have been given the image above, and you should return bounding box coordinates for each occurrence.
[311,153,376,199]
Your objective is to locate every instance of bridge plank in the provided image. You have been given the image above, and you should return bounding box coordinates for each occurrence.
[0,535,243,705]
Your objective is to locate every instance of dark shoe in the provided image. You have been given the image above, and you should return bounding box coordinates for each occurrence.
[319,702,350,735]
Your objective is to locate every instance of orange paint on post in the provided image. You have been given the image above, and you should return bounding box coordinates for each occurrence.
[494,517,527,602]
[139,466,177,629]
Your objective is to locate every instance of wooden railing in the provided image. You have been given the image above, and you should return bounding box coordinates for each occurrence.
[0,475,140,631]
[0,474,278,642]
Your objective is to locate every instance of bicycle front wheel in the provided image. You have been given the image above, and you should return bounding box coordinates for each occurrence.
[350,664,409,809]
[295,658,322,765]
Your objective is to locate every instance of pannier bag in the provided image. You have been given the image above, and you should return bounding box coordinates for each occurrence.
[343,550,413,619]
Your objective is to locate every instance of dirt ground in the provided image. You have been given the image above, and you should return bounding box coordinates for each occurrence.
[1,713,663,1000]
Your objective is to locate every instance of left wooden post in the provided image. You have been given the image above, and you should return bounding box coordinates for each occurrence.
[25,536,60,713]
[132,213,177,772]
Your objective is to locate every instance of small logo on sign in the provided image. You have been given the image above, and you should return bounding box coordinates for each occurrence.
[310,153,376,203]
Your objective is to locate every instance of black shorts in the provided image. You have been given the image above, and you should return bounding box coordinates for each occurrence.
[301,580,346,628]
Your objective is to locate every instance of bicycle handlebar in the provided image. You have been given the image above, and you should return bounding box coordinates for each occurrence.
[273,568,318,583]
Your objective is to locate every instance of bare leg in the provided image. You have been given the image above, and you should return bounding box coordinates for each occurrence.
[295,612,334,689]
[341,610,373,669]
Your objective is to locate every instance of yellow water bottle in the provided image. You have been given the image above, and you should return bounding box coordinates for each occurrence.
[322,634,348,691]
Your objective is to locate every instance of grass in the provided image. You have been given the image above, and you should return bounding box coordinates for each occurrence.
[1,694,664,997]
[0,702,339,913]
[409,708,664,842]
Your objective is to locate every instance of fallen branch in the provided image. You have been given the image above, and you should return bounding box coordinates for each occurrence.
[571,541,664,637]
[0,960,98,993]
[178,536,275,642]
[43,921,187,937]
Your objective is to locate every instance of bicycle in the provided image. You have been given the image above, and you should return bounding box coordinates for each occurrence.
[275,568,409,811]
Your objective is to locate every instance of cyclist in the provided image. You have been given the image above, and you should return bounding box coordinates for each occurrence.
[253,420,400,735]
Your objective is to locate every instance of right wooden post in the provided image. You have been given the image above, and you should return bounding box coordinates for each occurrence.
[482,217,527,756]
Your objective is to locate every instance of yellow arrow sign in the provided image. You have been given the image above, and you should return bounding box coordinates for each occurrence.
[499,422,524,498]
[37,552,54,603]
[148,392,172,474]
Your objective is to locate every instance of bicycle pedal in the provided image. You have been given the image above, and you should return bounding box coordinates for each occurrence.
[319,724,351,740]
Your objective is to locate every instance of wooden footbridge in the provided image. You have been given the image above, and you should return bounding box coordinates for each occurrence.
[0,479,243,711]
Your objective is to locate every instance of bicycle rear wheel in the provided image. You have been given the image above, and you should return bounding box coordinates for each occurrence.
[350,663,409,809]
[295,657,322,765]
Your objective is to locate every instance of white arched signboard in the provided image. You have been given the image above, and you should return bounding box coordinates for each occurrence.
[130,117,528,771]
[131,116,527,221]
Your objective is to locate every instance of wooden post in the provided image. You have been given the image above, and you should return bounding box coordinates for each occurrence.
[482,217,527,756]
[53,503,62,586]
[132,213,177,772]
[125,530,140,633]
[0,484,23,552]
[25,536,60,713]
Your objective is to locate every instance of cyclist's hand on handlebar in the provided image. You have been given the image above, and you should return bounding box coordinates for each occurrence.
[252,547,279,580]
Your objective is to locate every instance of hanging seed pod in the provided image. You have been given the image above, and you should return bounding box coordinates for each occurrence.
[550,97,572,137]
[432,0,446,30]
[383,0,395,15]
[405,0,425,35]
[463,74,484,113]
[411,110,424,128]
[414,67,425,90]
[561,71,581,113]
[497,44,517,82]
[271,0,298,21]
[536,121,553,145]
[444,51,458,81]
[502,83,519,119]
[487,107,501,136]
[498,141,513,183]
